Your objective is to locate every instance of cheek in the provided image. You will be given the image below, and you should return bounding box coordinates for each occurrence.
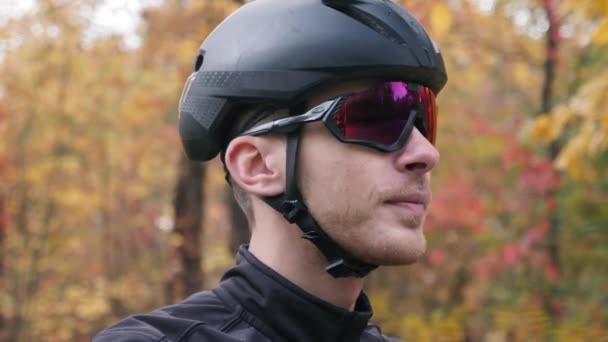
[297,133,381,221]
[298,146,346,202]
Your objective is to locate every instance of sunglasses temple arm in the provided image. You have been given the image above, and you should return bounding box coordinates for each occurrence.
[242,118,314,136]
[241,99,341,136]
[241,121,283,136]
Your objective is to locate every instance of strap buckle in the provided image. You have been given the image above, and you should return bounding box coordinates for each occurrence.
[279,199,306,223]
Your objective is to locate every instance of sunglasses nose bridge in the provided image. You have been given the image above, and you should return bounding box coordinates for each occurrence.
[393,127,440,174]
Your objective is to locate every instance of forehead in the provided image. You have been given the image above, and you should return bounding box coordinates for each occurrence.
[306,79,378,108]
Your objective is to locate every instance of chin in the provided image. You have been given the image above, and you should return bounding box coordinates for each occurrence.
[346,224,428,266]
[370,238,427,266]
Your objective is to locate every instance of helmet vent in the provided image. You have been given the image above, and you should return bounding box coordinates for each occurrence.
[193,52,204,72]
[326,4,407,47]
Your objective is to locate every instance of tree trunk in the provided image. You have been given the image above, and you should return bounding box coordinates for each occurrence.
[540,0,562,322]
[167,154,205,303]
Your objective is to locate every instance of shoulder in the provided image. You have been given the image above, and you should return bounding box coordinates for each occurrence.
[363,323,405,342]
[92,318,170,342]
[93,290,236,342]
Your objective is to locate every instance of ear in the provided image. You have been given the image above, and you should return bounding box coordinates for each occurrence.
[224,135,285,197]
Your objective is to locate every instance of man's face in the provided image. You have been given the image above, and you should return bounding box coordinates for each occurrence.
[297,81,440,266]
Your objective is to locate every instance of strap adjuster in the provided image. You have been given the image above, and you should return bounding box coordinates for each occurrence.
[279,199,306,223]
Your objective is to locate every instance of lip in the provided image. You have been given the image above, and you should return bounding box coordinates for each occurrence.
[386,201,426,216]
[384,193,429,216]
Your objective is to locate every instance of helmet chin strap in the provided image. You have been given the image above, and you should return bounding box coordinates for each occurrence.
[260,127,378,278]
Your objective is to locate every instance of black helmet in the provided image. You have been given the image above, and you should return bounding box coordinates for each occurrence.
[179,0,447,161]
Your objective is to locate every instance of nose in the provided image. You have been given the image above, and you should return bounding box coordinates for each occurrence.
[393,128,440,175]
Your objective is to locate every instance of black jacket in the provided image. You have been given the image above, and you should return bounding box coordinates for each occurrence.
[93,246,401,342]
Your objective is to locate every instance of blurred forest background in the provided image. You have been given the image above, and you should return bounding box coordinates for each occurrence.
[1,0,607,341]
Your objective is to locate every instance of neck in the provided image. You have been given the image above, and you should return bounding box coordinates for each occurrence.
[249,215,364,311]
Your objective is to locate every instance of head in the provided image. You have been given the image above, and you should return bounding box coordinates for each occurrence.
[178,0,447,276]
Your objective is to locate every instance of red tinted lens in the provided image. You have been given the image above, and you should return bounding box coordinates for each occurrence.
[334,82,437,146]
[421,86,437,145]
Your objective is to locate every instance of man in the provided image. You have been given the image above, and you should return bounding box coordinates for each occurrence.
[94,0,447,341]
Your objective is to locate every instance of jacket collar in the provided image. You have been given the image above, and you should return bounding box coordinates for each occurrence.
[216,246,374,342]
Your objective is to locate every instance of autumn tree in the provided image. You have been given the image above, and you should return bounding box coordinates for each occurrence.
[0,0,197,339]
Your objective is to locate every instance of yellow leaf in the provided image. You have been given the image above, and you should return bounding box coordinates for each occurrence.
[513,62,531,87]
[592,18,608,46]
[529,115,553,144]
[550,108,574,141]
[430,3,453,37]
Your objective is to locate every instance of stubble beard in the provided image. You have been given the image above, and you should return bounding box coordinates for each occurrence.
[303,180,430,266]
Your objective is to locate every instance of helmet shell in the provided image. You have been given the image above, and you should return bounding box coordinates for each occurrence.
[179,0,447,161]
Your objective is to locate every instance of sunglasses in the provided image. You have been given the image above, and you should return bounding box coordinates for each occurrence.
[240,81,437,151]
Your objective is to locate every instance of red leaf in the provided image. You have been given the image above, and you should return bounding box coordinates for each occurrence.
[522,221,550,247]
[544,263,560,283]
[428,249,448,266]
[501,243,521,267]
[427,177,485,233]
